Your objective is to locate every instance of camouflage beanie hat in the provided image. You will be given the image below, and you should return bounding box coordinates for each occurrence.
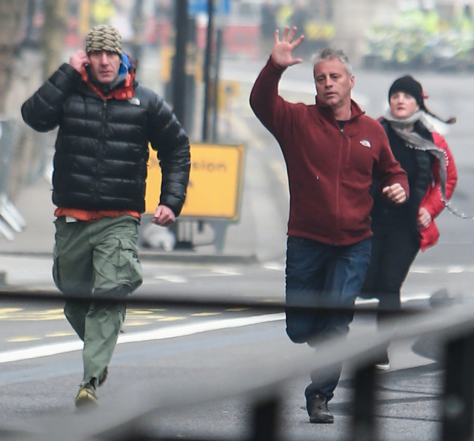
[85,25,122,57]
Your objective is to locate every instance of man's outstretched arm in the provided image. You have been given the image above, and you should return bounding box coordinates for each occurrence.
[249,27,304,134]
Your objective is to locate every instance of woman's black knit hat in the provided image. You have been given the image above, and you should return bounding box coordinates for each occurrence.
[388,75,423,104]
[388,75,456,124]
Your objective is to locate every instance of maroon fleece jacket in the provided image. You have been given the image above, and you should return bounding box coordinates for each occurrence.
[249,57,409,246]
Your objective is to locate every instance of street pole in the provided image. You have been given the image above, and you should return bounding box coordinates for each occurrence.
[202,0,214,142]
[172,0,188,129]
[211,27,223,143]
[0,0,28,112]
[171,0,194,250]
[42,0,68,80]
[131,0,144,67]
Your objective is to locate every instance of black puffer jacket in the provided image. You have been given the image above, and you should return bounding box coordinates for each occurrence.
[370,119,433,235]
[21,63,190,216]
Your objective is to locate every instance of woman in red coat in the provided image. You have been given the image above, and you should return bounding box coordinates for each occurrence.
[362,75,458,369]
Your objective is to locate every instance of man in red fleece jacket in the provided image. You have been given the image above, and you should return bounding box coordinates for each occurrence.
[250,27,409,424]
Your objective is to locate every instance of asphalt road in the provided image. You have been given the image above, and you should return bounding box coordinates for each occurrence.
[1,55,474,440]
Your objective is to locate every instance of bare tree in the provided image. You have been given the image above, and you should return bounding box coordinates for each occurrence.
[42,0,69,80]
[0,0,28,112]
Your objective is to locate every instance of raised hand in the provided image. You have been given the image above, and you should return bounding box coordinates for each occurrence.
[69,50,90,73]
[271,26,305,69]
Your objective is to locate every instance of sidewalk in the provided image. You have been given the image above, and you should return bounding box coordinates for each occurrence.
[0,168,285,264]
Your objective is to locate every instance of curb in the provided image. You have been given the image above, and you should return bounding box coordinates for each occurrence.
[138,251,259,264]
[0,250,259,265]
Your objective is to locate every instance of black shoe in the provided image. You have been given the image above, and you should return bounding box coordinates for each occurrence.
[375,350,390,371]
[307,395,334,424]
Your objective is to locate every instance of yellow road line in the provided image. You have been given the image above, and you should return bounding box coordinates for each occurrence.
[45,332,75,338]
[7,336,41,343]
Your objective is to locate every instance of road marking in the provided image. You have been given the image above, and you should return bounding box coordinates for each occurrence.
[447,266,464,274]
[45,332,75,338]
[7,336,41,343]
[0,309,64,321]
[0,290,435,357]
[157,317,186,322]
[123,321,152,327]
[410,268,433,274]
[0,308,23,316]
[402,293,432,301]
[411,265,474,274]
[0,308,173,322]
[154,275,188,283]
[263,262,285,271]
[356,293,431,305]
[127,313,169,320]
[186,267,242,278]
[211,268,241,276]
[0,314,285,364]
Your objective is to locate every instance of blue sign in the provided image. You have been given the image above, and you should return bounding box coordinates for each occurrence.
[188,0,231,16]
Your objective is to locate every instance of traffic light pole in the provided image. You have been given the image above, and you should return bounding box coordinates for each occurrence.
[202,0,214,142]
[171,0,194,250]
[172,0,188,128]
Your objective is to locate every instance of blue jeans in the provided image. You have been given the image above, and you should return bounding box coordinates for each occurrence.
[284,236,371,403]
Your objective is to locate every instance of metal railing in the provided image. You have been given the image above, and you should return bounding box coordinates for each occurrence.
[0,289,472,441]
[0,117,26,240]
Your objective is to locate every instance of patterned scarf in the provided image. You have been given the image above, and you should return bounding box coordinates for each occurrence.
[383,109,447,199]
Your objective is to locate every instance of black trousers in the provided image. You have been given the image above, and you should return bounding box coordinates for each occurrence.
[361,226,420,325]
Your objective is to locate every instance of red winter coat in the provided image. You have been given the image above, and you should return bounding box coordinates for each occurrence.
[250,58,409,246]
[419,133,457,251]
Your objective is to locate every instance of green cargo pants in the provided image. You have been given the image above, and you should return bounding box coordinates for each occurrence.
[53,215,143,385]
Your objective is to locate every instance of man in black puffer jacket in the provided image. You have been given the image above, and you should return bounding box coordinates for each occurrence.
[21,24,190,408]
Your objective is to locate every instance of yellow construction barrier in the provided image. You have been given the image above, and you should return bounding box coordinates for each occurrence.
[146,143,245,221]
